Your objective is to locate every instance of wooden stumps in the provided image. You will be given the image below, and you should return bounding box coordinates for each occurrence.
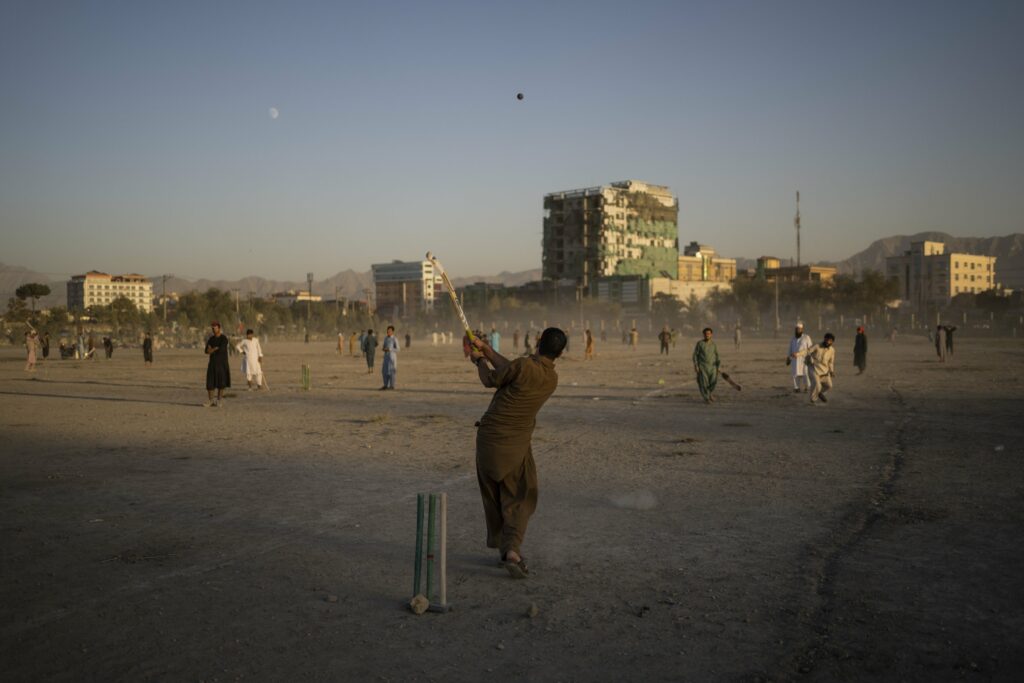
[439,493,447,607]
[425,494,437,602]
[413,493,425,597]
[411,491,450,613]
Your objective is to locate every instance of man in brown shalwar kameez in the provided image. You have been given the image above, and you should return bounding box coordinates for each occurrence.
[470,327,566,579]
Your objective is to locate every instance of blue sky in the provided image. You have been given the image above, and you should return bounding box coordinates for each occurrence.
[2,0,1021,280]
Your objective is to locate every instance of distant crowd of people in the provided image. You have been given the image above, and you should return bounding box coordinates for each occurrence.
[22,316,963,413]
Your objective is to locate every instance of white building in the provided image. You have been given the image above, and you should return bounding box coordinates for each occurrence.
[372,260,441,317]
[67,271,154,313]
[886,241,998,306]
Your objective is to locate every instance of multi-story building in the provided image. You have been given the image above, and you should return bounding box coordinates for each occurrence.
[679,242,736,282]
[543,180,679,289]
[755,257,836,283]
[592,274,731,312]
[371,260,441,318]
[271,290,322,307]
[66,271,153,313]
[886,240,997,306]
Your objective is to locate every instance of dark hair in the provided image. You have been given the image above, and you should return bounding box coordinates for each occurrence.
[537,327,567,358]
[703,327,713,334]
[824,332,835,342]
[387,325,394,332]
[246,329,254,335]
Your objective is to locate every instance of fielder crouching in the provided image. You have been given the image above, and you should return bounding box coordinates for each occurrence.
[470,327,566,579]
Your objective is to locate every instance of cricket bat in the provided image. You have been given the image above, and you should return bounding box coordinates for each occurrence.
[426,252,476,345]
[721,372,742,391]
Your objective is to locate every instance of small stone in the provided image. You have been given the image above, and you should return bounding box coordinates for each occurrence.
[327,595,338,603]
[409,594,429,615]
[496,643,505,650]
[526,603,539,618]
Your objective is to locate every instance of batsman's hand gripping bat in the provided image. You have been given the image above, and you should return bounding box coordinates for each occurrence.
[426,252,477,346]
[720,371,742,391]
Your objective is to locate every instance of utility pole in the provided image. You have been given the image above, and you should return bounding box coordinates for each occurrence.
[160,274,174,322]
[794,191,802,268]
[306,272,314,342]
[774,276,780,337]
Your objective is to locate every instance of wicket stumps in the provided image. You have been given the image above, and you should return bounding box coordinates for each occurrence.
[301,364,311,390]
[412,492,450,612]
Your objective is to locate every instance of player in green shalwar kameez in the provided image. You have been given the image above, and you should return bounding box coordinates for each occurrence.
[692,327,720,403]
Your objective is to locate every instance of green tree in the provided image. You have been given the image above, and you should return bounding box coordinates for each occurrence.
[41,306,70,334]
[830,270,898,316]
[16,283,51,315]
[651,292,682,325]
[681,293,708,330]
[739,297,761,331]
[91,297,142,336]
[5,296,30,323]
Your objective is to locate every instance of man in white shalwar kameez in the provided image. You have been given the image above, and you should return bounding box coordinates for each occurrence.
[237,329,264,390]
[787,322,814,393]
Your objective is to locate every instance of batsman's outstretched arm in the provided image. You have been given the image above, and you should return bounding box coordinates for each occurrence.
[473,337,510,373]
[473,355,495,388]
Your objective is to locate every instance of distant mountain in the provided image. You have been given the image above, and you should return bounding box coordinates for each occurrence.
[450,269,542,287]
[0,264,544,308]
[0,263,64,307]
[160,268,543,300]
[827,232,1024,288]
[5,236,1020,310]
[160,270,374,301]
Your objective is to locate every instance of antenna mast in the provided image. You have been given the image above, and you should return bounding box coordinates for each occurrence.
[794,190,801,267]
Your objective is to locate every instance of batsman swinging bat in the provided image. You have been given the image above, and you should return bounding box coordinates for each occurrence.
[426,252,477,345]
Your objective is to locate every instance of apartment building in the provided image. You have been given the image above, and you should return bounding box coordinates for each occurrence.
[755,257,837,283]
[543,180,679,289]
[886,240,997,306]
[66,271,154,313]
[371,260,441,317]
[679,242,736,282]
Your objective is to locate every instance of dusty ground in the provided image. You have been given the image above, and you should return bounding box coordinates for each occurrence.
[1,332,1022,682]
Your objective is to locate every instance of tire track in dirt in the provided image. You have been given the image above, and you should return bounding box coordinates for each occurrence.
[763,382,913,680]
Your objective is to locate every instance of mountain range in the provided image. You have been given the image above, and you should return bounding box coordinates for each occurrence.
[0,264,543,309]
[830,232,1024,285]
[3,232,1021,308]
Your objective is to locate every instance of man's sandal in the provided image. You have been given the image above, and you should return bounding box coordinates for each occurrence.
[504,557,529,579]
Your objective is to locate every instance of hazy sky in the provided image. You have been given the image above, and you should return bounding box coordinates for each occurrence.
[2,0,1022,281]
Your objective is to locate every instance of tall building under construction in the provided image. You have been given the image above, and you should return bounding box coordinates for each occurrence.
[542,180,679,289]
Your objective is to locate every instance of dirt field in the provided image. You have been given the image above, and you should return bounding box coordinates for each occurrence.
[2,332,1022,682]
